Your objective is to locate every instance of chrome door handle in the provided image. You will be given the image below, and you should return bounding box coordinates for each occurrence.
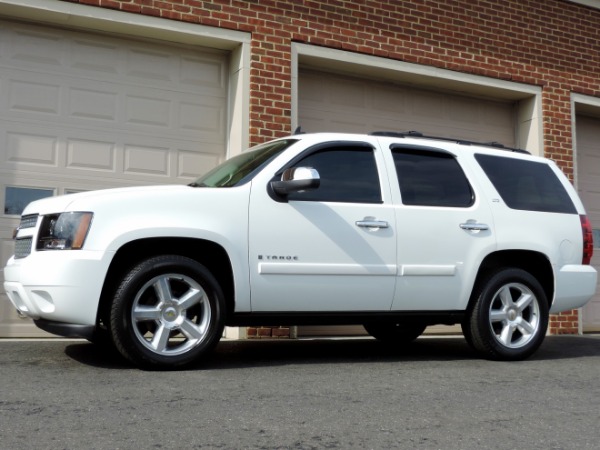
[356,220,389,229]
[459,222,489,231]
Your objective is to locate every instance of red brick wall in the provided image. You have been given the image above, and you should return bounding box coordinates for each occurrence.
[62,0,600,334]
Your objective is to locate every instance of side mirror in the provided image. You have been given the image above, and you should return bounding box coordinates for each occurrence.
[271,167,320,195]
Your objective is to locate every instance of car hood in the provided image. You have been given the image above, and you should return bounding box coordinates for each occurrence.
[22,185,220,215]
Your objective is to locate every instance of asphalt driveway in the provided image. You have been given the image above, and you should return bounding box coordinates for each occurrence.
[1,335,599,449]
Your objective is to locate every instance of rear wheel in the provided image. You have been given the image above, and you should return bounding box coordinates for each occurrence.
[110,255,225,369]
[464,268,549,361]
[363,322,426,343]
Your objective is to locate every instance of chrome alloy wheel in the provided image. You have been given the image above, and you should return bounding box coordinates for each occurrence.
[488,282,541,349]
[131,273,212,356]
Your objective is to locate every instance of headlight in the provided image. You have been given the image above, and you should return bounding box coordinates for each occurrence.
[37,212,93,250]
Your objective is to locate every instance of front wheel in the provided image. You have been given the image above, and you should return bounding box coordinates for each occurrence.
[109,255,225,369]
[464,268,549,361]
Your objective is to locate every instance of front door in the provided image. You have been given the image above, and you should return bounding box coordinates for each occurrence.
[248,142,397,312]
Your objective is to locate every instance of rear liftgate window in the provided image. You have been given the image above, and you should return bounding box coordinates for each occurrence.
[475,154,577,214]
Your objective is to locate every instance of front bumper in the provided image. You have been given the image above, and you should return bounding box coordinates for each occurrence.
[3,249,113,328]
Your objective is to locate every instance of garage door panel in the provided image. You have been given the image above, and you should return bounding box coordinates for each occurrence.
[448,96,481,123]
[125,94,172,128]
[3,125,221,183]
[482,101,515,128]
[121,88,226,140]
[1,69,118,124]
[2,22,228,93]
[329,79,367,108]
[9,77,60,115]
[3,25,63,67]
[124,144,171,177]
[0,70,208,139]
[371,86,409,114]
[126,47,174,82]
[297,75,324,103]
[66,138,116,172]
[4,128,59,167]
[123,46,227,94]
[179,98,226,136]
[69,87,118,122]
[299,70,515,146]
[178,149,222,178]
[180,54,228,91]
[70,39,121,74]
[413,91,447,120]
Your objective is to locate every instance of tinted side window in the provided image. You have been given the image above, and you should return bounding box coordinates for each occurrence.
[475,154,576,214]
[287,147,382,203]
[393,149,474,207]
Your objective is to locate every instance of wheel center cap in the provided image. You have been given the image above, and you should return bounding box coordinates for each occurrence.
[163,306,178,321]
[507,309,518,321]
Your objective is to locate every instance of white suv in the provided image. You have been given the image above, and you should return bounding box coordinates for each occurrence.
[4,132,597,369]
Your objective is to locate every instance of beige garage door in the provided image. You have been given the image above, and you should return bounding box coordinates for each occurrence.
[297,69,517,337]
[299,70,516,145]
[577,115,600,332]
[0,20,228,337]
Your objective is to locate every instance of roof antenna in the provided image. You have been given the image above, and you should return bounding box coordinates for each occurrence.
[293,126,304,135]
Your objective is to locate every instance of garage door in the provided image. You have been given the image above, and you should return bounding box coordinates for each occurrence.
[0,20,228,337]
[577,115,600,332]
[299,70,516,145]
[297,69,517,337]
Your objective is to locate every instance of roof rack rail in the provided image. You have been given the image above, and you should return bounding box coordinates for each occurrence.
[369,131,530,154]
[371,131,423,138]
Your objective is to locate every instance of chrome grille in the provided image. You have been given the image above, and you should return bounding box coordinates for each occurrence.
[19,214,38,229]
[14,237,33,259]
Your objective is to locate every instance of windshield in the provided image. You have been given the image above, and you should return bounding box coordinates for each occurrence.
[189,139,298,188]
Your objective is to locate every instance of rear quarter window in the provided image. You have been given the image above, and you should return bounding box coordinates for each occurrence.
[475,154,576,214]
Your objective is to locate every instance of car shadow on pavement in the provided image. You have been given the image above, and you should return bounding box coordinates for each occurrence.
[64,342,132,369]
[207,337,476,369]
[63,334,600,370]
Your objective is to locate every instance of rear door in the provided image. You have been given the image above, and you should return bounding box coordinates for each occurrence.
[384,142,497,311]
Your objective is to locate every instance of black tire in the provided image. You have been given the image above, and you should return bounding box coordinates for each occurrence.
[464,268,549,361]
[109,255,225,369]
[363,322,426,343]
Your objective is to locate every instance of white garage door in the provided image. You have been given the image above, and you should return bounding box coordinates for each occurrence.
[297,69,517,337]
[0,20,228,337]
[577,115,600,332]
